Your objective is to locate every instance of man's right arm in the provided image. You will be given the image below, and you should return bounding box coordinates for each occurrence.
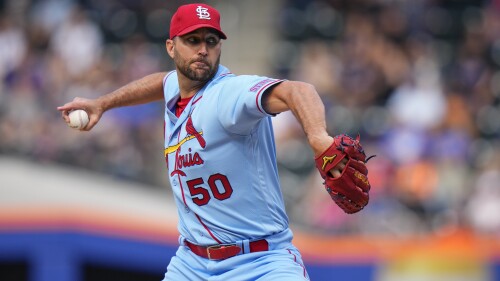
[57,72,167,131]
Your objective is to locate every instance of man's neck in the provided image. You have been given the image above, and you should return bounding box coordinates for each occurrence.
[176,65,219,98]
[177,77,207,98]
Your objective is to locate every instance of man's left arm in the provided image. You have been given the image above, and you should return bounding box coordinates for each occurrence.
[262,80,372,214]
[262,81,332,156]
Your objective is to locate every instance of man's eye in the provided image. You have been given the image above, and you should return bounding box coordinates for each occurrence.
[187,38,200,44]
[206,38,218,45]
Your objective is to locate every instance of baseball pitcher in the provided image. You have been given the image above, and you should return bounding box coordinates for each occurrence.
[58,3,372,280]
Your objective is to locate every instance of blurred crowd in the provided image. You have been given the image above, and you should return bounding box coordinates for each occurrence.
[274,0,500,237]
[0,0,175,187]
[1,0,500,237]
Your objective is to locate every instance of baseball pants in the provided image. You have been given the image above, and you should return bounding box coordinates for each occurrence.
[162,230,309,281]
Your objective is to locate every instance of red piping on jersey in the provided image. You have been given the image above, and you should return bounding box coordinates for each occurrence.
[174,131,189,208]
[255,79,284,114]
[288,249,307,278]
[163,120,166,144]
[195,213,223,244]
[192,95,203,105]
[164,120,168,169]
[163,71,175,90]
[171,112,222,245]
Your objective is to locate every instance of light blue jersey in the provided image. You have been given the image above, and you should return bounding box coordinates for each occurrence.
[162,66,309,281]
[163,65,288,245]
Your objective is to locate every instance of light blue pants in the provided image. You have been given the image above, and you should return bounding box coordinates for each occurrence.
[162,230,309,281]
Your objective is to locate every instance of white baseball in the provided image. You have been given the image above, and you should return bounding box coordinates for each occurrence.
[68,109,89,130]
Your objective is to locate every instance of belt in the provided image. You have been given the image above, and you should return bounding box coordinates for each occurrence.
[185,239,269,260]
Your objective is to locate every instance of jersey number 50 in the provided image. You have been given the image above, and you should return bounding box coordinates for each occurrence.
[186,173,233,206]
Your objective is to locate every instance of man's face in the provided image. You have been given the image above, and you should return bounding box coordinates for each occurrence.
[168,28,222,82]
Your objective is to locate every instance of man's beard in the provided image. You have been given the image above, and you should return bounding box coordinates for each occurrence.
[175,53,220,82]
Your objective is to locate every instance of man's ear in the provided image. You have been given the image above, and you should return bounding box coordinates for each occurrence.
[166,39,175,58]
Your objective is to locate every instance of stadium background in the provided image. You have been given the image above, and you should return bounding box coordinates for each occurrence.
[1,0,500,280]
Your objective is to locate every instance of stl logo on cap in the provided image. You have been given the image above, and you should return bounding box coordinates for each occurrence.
[196,6,211,20]
[169,3,227,39]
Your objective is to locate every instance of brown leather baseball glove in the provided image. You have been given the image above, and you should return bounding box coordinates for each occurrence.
[315,134,373,214]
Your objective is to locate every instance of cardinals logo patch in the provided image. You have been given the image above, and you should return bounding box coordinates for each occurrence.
[185,116,206,148]
[165,116,206,155]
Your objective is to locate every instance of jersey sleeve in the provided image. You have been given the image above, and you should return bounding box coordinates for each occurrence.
[163,71,178,100]
[217,76,284,135]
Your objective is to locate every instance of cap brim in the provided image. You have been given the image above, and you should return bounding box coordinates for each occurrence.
[174,24,227,39]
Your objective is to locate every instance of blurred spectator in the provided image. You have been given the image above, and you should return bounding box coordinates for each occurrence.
[0,15,27,80]
[50,6,103,77]
[465,149,500,234]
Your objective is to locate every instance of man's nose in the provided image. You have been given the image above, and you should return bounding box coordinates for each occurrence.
[198,42,208,56]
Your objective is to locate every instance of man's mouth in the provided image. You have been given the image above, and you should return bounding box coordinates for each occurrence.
[193,61,209,68]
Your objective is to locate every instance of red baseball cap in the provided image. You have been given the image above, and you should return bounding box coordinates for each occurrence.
[169,3,227,40]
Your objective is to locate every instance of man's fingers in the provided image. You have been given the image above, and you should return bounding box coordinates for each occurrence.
[57,98,92,125]
[57,101,77,112]
[331,169,341,178]
[327,157,348,178]
[57,97,88,112]
[58,102,76,122]
[59,108,71,123]
[338,161,346,170]
[329,158,363,179]
[82,119,96,131]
